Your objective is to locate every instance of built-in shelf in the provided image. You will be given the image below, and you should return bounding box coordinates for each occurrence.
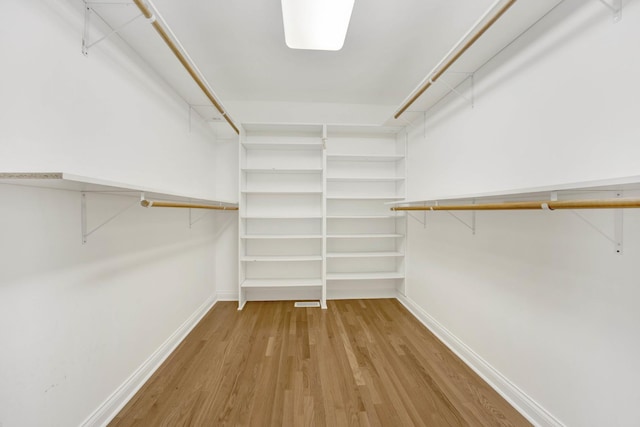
[327,233,404,239]
[242,215,322,219]
[242,190,323,195]
[241,234,323,239]
[326,177,405,182]
[327,215,403,219]
[326,195,404,200]
[242,142,323,151]
[0,172,237,206]
[326,272,404,280]
[387,175,640,207]
[241,278,323,288]
[241,255,323,262]
[326,252,404,258]
[326,154,404,162]
[242,168,323,174]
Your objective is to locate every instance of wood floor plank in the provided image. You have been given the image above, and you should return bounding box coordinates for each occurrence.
[110,299,531,427]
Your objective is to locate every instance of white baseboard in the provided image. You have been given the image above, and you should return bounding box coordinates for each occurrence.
[216,290,238,301]
[81,293,219,427]
[396,293,565,427]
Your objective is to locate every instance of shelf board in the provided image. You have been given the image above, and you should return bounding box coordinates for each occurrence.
[243,142,323,151]
[326,272,404,280]
[241,234,323,239]
[241,255,322,262]
[326,177,405,182]
[326,252,404,258]
[326,154,404,162]
[241,278,323,288]
[387,175,640,206]
[242,190,323,195]
[0,172,238,206]
[242,168,323,174]
[242,215,322,219]
[327,215,404,219]
[327,233,404,239]
[327,196,404,200]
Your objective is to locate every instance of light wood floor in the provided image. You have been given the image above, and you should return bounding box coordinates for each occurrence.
[110,299,530,426]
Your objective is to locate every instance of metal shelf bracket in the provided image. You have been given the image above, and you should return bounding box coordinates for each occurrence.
[81,192,140,244]
[82,1,145,56]
[568,192,623,254]
[445,210,476,235]
[435,72,475,109]
[598,0,622,22]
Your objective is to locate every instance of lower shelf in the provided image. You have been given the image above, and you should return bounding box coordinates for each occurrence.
[241,255,323,262]
[241,278,323,288]
[326,251,404,258]
[326,272,404,280]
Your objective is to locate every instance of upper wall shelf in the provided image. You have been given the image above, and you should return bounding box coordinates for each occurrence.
[242,142,323,151]
[390,175,640,206]
[326,155,404,162]
[0,172,237,206]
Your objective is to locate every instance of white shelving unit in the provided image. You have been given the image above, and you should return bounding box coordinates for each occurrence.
[238,125,326,309]
[325,128,407,300]
[237,124,406,308]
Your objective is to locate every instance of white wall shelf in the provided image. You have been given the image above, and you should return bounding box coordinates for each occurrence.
[0,172,237,205]
[242,215,323,219]
[0,172,238,244]
[242,142,323,151]
[241,234,323,239]
[328,215,403,219]
[241,279,323,288]
[327,196,404,200]
[326,272,405,280]
[326,154,404,162]
[241,255,323,262]
[327,233,404,238]
[242,191,323,195]
[242,168,323,174]
[327,177,405,182]
[327,252,404,258]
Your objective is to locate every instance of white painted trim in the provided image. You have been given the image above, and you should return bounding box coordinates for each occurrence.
[216,290,238,301]
[395,293,566,427]
[80,293,219,427]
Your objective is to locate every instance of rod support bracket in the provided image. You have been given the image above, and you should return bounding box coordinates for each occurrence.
[599,0,622,22]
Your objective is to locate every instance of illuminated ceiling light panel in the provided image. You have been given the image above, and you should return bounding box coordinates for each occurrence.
[281,0,355,51]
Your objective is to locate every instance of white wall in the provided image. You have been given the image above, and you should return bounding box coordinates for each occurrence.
[0,0,236,426]
[405,1,640,426]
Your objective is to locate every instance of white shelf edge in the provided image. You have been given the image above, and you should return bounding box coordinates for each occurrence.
[241,234,323,239]
[326,272,405,280]
[241,279,323,288]
[0,172,238,206]
[326,154,404,160]
[327,196,404,200]
[242,191,323,195]
[388,175,640,206]
[242,168,323,174]
[326,234,404,239]
[327,215,404,219]
[242,216,323,219]
[326,252,404,258]
[242,143,323,151]
[241,256,323,262]
[326,177,405,182]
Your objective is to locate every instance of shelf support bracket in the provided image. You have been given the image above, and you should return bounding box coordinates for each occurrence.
[82,1,145,56]
[435,72,475,108]
[445,210,476,235]
[568,192,623,254]
[81,192,139,244]
[598,0,622,22]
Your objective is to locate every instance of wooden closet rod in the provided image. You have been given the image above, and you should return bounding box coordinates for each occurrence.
[141,199,238,210]
[394,0,517,119]
[391,198,640,211]
[133,0,240,135]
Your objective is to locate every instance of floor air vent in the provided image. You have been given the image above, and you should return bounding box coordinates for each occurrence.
[294,301,321,308]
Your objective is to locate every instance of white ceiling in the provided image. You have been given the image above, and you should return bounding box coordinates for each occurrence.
[88,0,564,128]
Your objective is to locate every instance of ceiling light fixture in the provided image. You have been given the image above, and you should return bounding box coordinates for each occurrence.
[281,0,355,51]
